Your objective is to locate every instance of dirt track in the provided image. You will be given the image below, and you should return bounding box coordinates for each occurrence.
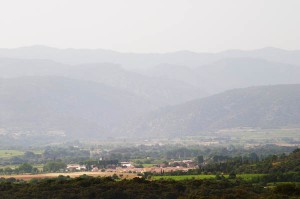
[0,172,138,181]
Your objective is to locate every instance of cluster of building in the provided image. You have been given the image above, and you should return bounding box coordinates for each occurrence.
[66,159,197,174]
[66,164,87,171]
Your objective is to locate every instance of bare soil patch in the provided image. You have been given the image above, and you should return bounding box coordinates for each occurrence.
[0,171,138,181]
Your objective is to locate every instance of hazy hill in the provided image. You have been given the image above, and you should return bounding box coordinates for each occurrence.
[139,58,300,94]
[0,76,154,138]
[1,46,300,139]
[219,47,300,66]
[122,84,300,137]
[0,46,300,69]
[138,63,201,87]
[0,46,213,69]
[68,63,205,106]
[0,58,205,106]
[0,58,70,77]
[1,46,300,102]
[194,58,300,93]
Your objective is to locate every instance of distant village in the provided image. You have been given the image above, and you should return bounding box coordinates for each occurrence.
[66,159,198,174]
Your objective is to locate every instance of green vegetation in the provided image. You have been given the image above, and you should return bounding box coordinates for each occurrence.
[0,150,24,158]
[142,164,156,168]
[17,163,37,173]
[0,144,299,197]
[43,161,66,172]
[152,174,265,181]
[0,163,39,174]
[0,176,299,198]
[236,174,265,181]
[152,174,216,180]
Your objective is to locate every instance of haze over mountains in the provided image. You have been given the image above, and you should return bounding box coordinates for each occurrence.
[0,58,203,106]
[0,77,157,139]
[125,84,300,137]
[140,58,300,93]
[1,46,300,68]
[0,46,300,139]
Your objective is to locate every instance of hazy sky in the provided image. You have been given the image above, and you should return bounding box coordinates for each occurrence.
[0,0,299,53]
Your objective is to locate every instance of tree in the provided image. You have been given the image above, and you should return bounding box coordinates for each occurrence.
[4,167,13,175]
[228,172,236,179]
[43,161,66,172]
[24,151,36,158]
[197,156,204,165]
[112,173,119,180]
[18,163,33,173]
[249,152,259,162]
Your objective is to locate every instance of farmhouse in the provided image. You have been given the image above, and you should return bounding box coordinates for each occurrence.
[120,162,132,167]
[66,164,87,171]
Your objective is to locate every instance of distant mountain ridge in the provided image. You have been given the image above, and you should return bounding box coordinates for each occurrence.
[121,84,300,137]
[138,57,300,94]
[0,46,300,68]
[0,58,206,106]
[1,46,300,97]
[1,46,300,140]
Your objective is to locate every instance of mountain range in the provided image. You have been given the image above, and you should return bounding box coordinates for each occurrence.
[0,58,205,106]
[123,84,300,137]
[0,46,300,140]
[1,46,300,68]
[0,76,153,138]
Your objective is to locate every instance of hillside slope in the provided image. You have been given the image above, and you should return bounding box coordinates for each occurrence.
[123,84,300,137]
[0,76,154,138]
[141,58,300,94]
[0,58,206,106]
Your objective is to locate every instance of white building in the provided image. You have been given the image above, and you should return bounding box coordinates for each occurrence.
[120,162,132,167]
[66,164,87,171]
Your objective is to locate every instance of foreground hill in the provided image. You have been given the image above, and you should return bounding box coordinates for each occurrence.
[123,84,300,137]
[0,76,153,138]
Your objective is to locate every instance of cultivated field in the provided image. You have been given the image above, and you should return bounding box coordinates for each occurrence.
[0,150,24,158]
[0,149,43,158]
[152,174,265,181]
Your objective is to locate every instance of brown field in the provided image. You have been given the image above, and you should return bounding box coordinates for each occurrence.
[0,172,138,181]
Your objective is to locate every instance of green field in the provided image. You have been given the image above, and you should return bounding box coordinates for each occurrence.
[0,150,24,158]
[0,164,44,170]
[0,149,44,158]
[142,164,156,168]
[152,175,216,180]
[267,182,300,186]
[152,174,265,181]
[31,150,44,155]
[236,174,266,181]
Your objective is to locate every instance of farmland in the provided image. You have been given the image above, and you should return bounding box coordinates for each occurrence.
[142,164,156,167]
[152,174,216,180]
[0,149,43,158]
[151,174,265,181]
[0,150,24,158]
